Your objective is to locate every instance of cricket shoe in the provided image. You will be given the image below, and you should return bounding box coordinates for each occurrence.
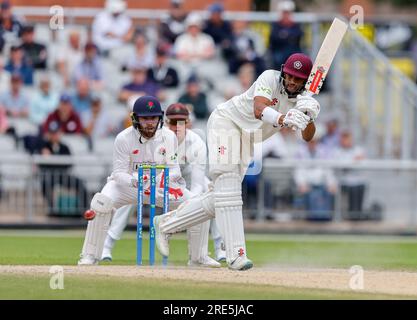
[101,248,112,262]
[214,243,227,262]
[228,256,253,271]
[154,215,171,257]
[77,254,99,266]
[188,256,221,268]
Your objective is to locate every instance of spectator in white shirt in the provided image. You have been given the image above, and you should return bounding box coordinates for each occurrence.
[174,12,215,64]
[55,29,84,88]
[81,94,114,140]
[123,31,155,71]
[29,75,59,126]
[92,0,134,55]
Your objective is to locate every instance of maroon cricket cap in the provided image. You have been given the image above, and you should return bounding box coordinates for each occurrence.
[166,103,189,120]
[283,53,313,80]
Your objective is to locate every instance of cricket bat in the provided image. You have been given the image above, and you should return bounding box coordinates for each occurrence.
[305,17,348,96]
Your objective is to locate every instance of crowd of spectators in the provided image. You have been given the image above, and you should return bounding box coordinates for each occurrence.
[0,0,372,219]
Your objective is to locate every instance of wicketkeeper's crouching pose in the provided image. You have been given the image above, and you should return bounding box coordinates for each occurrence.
[100,103,223,267]
[154,53,321,270]
[78,96,191,265]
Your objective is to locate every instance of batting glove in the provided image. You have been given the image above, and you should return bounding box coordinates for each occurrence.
[296,94,320,121]
[283,108,310,131]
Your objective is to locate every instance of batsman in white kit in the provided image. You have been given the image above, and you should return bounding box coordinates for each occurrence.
[154,53,321,270]
[100,102,224,267]
[78,95,190,265]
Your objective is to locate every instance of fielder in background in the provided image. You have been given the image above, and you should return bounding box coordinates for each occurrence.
[100,102,223,267]
[164,103,226,264]
[78,95,188,265]
[154,53,320,270]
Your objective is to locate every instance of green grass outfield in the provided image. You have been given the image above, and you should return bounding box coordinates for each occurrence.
[1,230,417,299]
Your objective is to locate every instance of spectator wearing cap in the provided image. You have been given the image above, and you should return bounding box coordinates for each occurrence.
[203,3,233,58]
[29,75,59,126]
[70,78,92,116]
[5,45,34,85]
[72,42,103,90]
[92,0,134,55]
[81,94,114,140]
[226,20,266,77]
[269,0,304,69]
[119,61,161,103]
[37,120,88,216]
[42,94,83,135]
[0,1,23,51]
[55,29,84,87]
[0,73,28,118]
[178,74,209,120]
[159,0,188,45]
[123,31,155,72]
[147,44,179,88]
[19,24,47,70]
[174,12,215,64]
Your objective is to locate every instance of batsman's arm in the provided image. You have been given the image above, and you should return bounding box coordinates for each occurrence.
[302,122,316,142]
[254,96,284,126]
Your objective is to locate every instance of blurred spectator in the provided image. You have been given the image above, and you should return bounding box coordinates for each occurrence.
[119,94,138,131]
[174,12,215,64]
[0,1,23,51]
[37,120,88,216]
[118,61,161,103]
[226,20,266,76]
[72,42,103,90]
[55,30,84,87]
[0,73,28,118]
[320,114,341,153]
[92,0,134,55]
[178,74,209,120]
[20,24,47,69]
[29,75,59,126]
[223,63,255,100]
[81,94,114,140]
[4,45,33,85]
[0,56,10,92]
[70,78,92,116]
[334,130,367,218]
[203,3,232,58]
[293,127,337,221]
[42,94,83,135]
[147,44,179,88]
[268,0,303,69]
[159,0,188,45]
[123,31,155,71]
[0,104,15,137]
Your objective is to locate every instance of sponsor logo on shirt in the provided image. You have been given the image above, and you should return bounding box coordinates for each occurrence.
[257,86,272,95]
[132,149,139,154]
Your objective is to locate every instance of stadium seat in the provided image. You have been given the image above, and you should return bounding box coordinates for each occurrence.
[8,118,39,137]
[71,154,109,192]
[0,135,16,152]
[0,153,32,191]
[92,137,115,159]
[60,134,91,155]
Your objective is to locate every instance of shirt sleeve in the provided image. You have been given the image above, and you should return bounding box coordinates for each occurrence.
[254,70,275,101]
[112,134,135,187]
[164,130,182,182]
[189,136,207,195]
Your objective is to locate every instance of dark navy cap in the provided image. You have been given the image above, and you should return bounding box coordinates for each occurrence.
[208,3,224,13]
[132,95,163,117]
[60,93,71,103]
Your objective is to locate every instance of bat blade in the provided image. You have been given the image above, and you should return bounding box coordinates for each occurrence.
[306,18,348,96]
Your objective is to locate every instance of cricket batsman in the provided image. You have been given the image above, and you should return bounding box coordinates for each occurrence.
[154,53,320,270]
[78,95,188,265]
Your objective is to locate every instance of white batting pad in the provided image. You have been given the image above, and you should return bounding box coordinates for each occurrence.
[213,173,247,264]
[187,220,210,262]
[160,190,215,234]
[81,211,113,260]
